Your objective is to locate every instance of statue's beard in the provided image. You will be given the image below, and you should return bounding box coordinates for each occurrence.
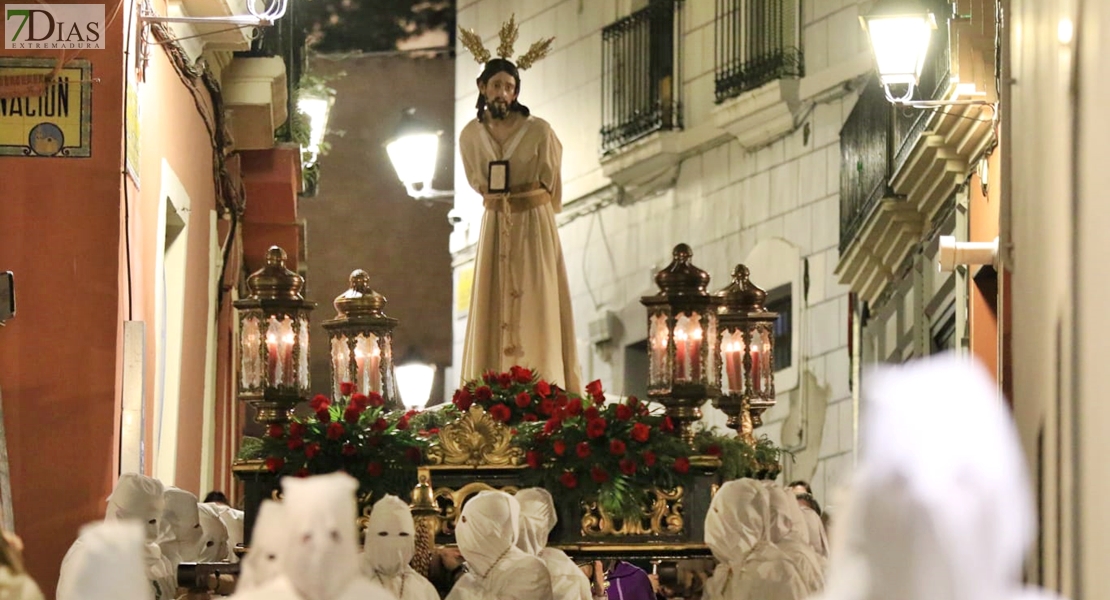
[487,99,510,119]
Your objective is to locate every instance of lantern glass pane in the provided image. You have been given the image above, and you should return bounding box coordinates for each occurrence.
[758,324,774,396]
[265,315,297,386]
[866,14,933,86]
[649,313,670,388]
[705,314,718,387]
[353,333,382,395]
[331,335,351,398]
[674,313,703,383]
[297,318,310,389]
[747,327,768,395]
[240,315,264,390]
[721,329,746,394]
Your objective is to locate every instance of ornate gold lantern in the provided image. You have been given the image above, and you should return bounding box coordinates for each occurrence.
[321,269,399,405]
[233,246,315,424]
[640,244,721,446]
[714,264,778,439]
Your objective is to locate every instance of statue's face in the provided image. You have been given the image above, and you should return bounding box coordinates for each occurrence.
[479,71,518,119]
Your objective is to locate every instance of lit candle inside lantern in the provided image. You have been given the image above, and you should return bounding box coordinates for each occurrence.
[369,344,382,393]
[266,332,279,384]
[689,326,703,379]
[750,343,761,394]
[354,347,367,393]
[674,329,688,380]
[725,341,743,392]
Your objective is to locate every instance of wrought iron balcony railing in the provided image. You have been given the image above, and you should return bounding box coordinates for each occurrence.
[714,0,803,103]
[600,0,684,155]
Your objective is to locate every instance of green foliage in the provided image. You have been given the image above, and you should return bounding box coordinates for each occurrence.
[301,0,454,53]
[238,435,265,460]
[693,427,787,481]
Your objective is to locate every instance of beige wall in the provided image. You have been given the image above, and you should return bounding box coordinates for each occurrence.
[300,54,455,406]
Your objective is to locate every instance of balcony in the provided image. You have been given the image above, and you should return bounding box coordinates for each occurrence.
[835,10,994,304]
[710,0,802,149]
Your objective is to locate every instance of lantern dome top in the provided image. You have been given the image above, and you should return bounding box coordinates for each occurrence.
[652,243,711,297]
[717,264,767,311]
[333,269,389,318]
[245,246,305,300]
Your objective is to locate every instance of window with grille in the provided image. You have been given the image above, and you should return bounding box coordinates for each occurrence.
[714,0,803,103]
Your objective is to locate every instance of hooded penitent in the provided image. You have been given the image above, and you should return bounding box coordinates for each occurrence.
[204,502,245,562]
[158,487,203,565]
[447,490,553,600]
[361,495,438,600]
[56,521,153,600]
[703,479,808,600]
[764,484,825,594]
[814,354,1067,600]
[235,500,287,593]
[197,503,230,562]
[515,488,591,600]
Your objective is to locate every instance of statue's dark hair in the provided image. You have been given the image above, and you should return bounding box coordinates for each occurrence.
[476,58,530,122]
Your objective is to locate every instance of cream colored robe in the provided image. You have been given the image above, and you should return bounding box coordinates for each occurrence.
[459,115,582,393]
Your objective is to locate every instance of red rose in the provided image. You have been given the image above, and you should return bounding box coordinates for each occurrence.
[267,424,284,439]
[371,418,388,432]
[397,416,411,430]
[482,370,496,384]
[453,388,474,410]
[662,416,675,432]
[642,450,657,467]
[339,381,356,396]
[326,422,345,440]
[309,394,330,411]
[287,438,304,451]
[526,450,542,469]
[350,393,370,411]
[305,442,321,459]
[586,418,607,439]
[343,408,361,424]
[544,418,561,435]
[367,392,385,408]
[367,462,384,477]
[559,471,578,489]
[566,398,583,416]
[405,447,423,464]
[553,440,567,456]
[584,406,600,421]
[475,386,493,401]
[705,444,722,457]
[593,392,606,406]
[631,423,651,443]
[341,443,357,456]
[428,427,439,435]
[515,392,532,408]
[539,398,556,416]
[489,403,512,423]
[615,404,634,421]
[585,379,604,396]
[497,372,513,388]
[295,468,310,478]
[609,439,627,456]
[289,422,307,438]
[511,366,533,383]
[576,442,592,459]
[619,458,637,476]
[264,457,284,472]
[535,380,551,397]
[590,466,609,484]
[673,457,690,474]
[523,413,539,422]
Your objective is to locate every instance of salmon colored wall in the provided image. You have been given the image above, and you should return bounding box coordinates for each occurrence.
[969,147,1002,385]
[132,42,219,496]
[0,1,125,595]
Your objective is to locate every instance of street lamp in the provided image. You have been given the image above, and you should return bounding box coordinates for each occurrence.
[860,0,936,102]
[394,347,436,410]
[385,107,453,203]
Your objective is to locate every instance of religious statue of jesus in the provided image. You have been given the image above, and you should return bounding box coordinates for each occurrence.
[456,17,582,393]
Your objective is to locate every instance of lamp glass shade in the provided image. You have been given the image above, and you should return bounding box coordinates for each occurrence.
[395,362,436,409]
[386,132,439,189]
[862,12,935,86]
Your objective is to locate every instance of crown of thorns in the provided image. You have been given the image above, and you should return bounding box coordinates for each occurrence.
[458,14,555,70]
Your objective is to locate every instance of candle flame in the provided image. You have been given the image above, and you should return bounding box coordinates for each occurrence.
[674,330,689,341]
[691,327,703,340]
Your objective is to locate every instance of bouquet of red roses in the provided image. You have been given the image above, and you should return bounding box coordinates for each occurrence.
[260,382,431,503]
[451,366,569,425]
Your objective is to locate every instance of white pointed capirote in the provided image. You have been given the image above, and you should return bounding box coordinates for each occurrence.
[361,494,438,600]
[57,520,153,600]
[515,488,591,600]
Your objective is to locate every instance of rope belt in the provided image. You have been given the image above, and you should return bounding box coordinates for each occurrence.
[481,183,551,358]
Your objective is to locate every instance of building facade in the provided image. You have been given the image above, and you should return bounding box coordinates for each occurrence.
[450,0,870,504]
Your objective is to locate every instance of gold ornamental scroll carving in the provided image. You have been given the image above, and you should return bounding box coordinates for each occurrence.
[431,481,521,536]
[581,487,685,537]
[426,405,525,466]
